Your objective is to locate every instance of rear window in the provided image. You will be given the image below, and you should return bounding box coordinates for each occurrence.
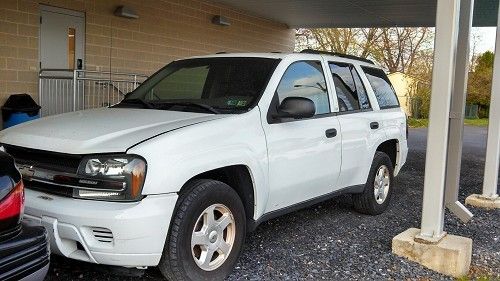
[361,67,399,109]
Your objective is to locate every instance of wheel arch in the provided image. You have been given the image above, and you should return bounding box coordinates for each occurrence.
[179,165,256,229]
[375,139,400,174]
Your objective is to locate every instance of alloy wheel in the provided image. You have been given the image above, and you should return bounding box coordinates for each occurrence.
[191,203,236,271]
[373,165,390,204]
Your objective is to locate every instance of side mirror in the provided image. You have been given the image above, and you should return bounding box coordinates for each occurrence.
[275,97,315,119]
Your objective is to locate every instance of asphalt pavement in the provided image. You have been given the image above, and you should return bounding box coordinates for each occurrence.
[45,126,499,280]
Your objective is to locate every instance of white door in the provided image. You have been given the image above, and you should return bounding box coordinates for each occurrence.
[40,6,85,70]
[262,60,342,212]
[327,61,386,188]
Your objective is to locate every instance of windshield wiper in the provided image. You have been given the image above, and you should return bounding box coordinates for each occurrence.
[157,102,221,114]
[119,98,156,109]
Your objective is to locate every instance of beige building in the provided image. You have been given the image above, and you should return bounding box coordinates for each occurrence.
[388,71,426,117]
[0,0,295,120]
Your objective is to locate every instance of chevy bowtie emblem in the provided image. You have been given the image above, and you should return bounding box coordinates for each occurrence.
[18,164,35,178]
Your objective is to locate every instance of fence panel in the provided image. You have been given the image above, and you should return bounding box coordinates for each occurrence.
[39,69,147,117]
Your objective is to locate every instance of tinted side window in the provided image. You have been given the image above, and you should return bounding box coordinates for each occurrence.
[276,61,330,115]
[362,67,400,109]
[329,62,359,112]
[351,67,371,109]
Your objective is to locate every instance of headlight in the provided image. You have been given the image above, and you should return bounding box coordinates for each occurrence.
[76,155,146,201]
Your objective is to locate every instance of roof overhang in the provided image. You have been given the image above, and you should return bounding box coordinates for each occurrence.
[210,0,498,28]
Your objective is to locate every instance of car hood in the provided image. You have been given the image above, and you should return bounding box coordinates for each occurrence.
[0,108,225,154]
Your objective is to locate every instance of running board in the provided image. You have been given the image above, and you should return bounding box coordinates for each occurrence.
[247,184,364,232]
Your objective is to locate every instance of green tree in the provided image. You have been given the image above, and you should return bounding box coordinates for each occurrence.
[467,51,494,117]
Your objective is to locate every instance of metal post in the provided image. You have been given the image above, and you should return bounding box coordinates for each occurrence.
[418,0,460,241]
[481,8,500,199]
[72,70,78,112]
[38,71,43,117]
[444,0,474,223]
[81,71,85,110]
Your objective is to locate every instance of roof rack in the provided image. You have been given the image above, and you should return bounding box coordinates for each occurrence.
[300,49,374,64]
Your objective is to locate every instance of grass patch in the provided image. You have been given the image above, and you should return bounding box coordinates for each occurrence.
[464,118,489,126]
[407,118,429,128]
[407,118,488,128]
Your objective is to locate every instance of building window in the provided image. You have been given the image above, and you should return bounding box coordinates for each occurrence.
[68,28,75,69]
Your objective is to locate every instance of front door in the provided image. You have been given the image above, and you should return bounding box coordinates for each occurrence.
[40,5,85,70]
[262,60,342,212]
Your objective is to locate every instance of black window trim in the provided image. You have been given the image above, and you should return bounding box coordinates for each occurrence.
[334,107,373,116]
[267,60,333,124]
[360,65,401,110]
[350,63,372,110]
[327,61,374,116]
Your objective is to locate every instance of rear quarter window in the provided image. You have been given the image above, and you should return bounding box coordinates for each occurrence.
[361,66,400,109]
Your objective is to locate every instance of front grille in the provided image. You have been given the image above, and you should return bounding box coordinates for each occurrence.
[3,144,82,173]
[91,227,114,243]
[24,180,73,197]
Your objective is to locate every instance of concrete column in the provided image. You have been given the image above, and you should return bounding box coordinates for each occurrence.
[444,0,474,222]
[393,1,472,277]
[466,4,500,209]
[418,0,461,241]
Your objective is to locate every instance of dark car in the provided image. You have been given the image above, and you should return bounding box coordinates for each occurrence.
[0,151,50,281]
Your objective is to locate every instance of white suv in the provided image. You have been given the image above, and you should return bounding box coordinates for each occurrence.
[0,50,407,280]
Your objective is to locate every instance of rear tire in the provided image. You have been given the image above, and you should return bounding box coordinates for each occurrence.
[353,152,395,215]
[159,179,246,281]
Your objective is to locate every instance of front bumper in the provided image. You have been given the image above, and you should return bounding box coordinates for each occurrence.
[23,189,178,267]
[0,222,50,281]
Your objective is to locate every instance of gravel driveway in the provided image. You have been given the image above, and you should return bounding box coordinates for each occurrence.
[45,126,499,280]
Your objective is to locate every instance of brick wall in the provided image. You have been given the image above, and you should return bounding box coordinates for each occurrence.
[0,0,295,117]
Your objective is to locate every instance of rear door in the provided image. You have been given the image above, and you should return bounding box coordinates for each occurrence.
[360,66,407,174]
[261,59,342,212]
[327,61,386,189]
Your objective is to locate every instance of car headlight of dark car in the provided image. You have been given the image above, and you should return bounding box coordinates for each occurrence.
[75,155,147,201]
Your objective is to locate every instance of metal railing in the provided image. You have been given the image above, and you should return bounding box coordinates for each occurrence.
[39,69,148,116]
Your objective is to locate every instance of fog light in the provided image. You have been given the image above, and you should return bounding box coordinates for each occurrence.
[75,189,123,200]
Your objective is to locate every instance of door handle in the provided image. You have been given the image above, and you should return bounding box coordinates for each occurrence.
[370,122,379,130]
[325,128,337,138]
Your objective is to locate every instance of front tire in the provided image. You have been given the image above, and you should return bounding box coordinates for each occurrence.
[159,179,246,281]
[353,152,395,215]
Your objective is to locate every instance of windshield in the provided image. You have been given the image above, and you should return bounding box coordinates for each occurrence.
[121,57,280,114]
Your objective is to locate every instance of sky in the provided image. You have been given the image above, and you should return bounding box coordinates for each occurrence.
[472,27,497,53]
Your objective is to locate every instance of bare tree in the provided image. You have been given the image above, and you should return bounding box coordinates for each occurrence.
[371,28,432,73]
[469,30,482,70]
[296,28,381,57]
[295,28,315,51]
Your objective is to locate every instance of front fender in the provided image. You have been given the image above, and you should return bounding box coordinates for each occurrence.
[127,109,269,220]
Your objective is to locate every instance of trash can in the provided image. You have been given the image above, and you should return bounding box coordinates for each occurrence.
[2,94,41,129]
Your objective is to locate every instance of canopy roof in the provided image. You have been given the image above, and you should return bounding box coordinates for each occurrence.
[212,0,498,27]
